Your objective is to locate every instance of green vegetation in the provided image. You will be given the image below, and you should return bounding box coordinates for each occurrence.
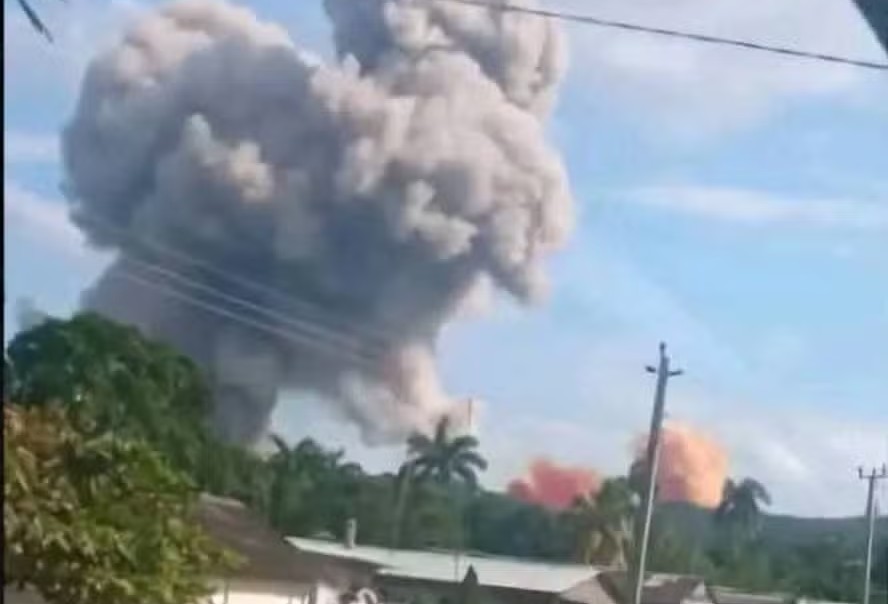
[568,477,636,567]
[4,313,885,603]
[405,418,488,487]
[715,478,773,544]
[6,313,214,477]
[3,404,236,604]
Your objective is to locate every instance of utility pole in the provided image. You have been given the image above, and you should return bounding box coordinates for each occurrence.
[632,343,683,604]
[859,465,887,604]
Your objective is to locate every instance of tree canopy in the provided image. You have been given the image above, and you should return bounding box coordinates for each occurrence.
[3,404,236,604]
[3,312,878,604]
[7,313,216,477]
[406,418,488,488]
[716,477,773,543]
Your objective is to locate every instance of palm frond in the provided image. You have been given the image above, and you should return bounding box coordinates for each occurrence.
[458,450,488,471]
[448,434,480,452]
[269,433,290,455]
[744,478,772,506]
[453,462,479,488]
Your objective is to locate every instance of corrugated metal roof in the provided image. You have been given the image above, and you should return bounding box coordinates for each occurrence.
[287,537,603,594]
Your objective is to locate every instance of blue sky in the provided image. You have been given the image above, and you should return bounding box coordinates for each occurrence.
[4,0,887,516]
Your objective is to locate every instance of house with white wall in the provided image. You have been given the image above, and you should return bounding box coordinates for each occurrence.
[197,495,378,604]
[288,534,619,604]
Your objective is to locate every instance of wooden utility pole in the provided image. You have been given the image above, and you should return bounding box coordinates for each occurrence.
[859,465,887,604]
[632,343,683,604]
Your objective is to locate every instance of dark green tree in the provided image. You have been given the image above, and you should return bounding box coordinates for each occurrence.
[569,477,636,567]
[6,313,214,478]
[392,418,487,548]
[407,418,488,487]
[715,477,772,543]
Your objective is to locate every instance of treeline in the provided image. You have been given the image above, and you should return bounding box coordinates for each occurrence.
[4,313,885,604]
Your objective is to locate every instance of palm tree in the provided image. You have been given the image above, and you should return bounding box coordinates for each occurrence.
[267,434,301,529]
[390,417,487,547]
[715,477,772,543]
[406,417,488,487]
[571,477,637,567]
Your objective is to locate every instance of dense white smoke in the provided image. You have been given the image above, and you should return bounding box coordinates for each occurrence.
[62,0,573,444]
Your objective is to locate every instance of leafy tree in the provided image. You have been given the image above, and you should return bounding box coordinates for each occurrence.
[465,492,571,560]
[262,436,369,539]
[398,481,464,550]
[647,522,714,577]
[773,538,861,602]
[390,460,416,547]
[407,418,488,487]
[874,541,888,589]
[6,313,214,478]
[4,404,236,604]
[198,440,270,512]
[569,478,636,567]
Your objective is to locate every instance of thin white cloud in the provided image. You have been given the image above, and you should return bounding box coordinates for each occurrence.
[553,0,885,138]
[622,185,888,231]
[4,131,59,165]
[695,402,887,517]
[4,179,108,263]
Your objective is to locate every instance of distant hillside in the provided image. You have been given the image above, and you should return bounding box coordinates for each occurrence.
[655,502,888,550]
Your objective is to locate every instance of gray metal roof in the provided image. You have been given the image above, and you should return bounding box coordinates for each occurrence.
[288,537,604,594]
[196,495,376,584]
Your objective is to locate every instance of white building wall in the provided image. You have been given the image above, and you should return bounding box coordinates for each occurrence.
[208,579,339,604]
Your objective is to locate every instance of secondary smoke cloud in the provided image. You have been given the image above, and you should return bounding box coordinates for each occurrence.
[61,0,573,444]
[632,422,728,509]
[508,458,602,510]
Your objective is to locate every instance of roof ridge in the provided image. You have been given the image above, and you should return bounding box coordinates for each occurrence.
[289,536,606,568]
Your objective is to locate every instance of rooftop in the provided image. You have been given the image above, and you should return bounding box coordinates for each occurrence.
[196,495,377,584]
[287,536,604,594]
[599,571,711,604]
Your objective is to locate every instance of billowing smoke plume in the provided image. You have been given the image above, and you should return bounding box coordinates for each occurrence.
[632,422,728,509]
[61,0,573,444]
[508,458,601,510]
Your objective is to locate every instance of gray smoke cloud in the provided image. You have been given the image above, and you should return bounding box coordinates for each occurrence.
[62,0,573,445]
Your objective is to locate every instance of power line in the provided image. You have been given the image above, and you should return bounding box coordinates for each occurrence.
[75,210,399,345]
[116,253,388,358]
[426,0,888,71]
[106,265,381,369]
